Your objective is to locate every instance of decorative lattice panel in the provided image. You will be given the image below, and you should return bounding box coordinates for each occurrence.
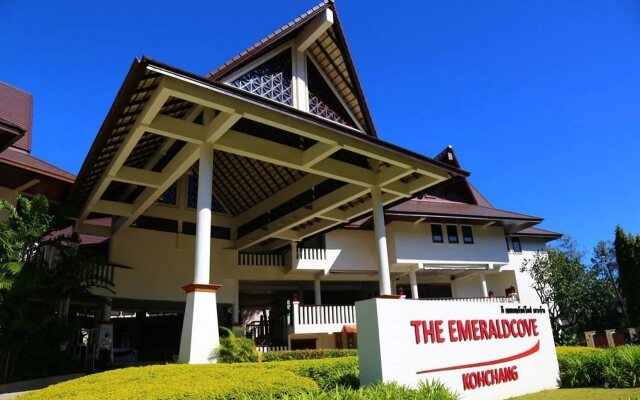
[309,94,349,125]
[157,182,177,205]
[187,173,226,213]
[307,57,354,127]
[231,49,292,105]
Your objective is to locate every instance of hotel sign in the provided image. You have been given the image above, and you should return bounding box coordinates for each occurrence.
[356,299,559,400]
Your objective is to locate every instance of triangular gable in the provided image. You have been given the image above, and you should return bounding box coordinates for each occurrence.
[207,0,377,136]
[229,48,293,106]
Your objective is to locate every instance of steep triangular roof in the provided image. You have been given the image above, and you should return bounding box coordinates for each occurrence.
[207,0,377,136]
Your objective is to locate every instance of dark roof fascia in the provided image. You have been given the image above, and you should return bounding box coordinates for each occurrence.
[67,58,148,206]
[511,231,562,240]
[209,1,330,81]
[143,57,469,178]
[325,2,377,137]
[0,117,25,152]
[384,210,542,223]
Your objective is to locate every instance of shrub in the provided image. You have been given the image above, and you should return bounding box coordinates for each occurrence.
[267,356,360,390]
[279,381,458,400]
[263,349,358,362]
[558,345,640,388]
[215,327,259,363]
[18,364,318,400]
[555,346,605,356]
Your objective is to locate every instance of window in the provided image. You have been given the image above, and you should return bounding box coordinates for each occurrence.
[511,237,522,253]
[461,226,474,244]
[431,224,443,243]
[446,225,459,243]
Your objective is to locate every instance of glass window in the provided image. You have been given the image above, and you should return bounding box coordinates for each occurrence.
[512,237,522,252]
[431,224,443,243]
[461,226,474,244]
[446,225,459,243]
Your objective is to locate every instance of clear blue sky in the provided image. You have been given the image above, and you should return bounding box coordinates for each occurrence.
[1,0,639,255]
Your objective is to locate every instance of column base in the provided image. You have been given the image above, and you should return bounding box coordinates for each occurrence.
[178,283,222,364]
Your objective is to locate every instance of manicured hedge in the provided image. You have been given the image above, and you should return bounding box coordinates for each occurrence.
[19,363,318,400]
[262,349,358,362]
[558,345,640,388]
[281,381,459,400]
[266,356,360,390]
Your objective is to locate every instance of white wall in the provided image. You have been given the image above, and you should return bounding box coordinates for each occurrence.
[502,238,548,304]
[325,229,379,272]
[390,222,510,266]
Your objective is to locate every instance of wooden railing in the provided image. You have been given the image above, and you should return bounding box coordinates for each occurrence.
[293,303,356,326]
[83,263,119,287]
[422,296,519,303]
[296,247,327,260]
[238,252,286,267]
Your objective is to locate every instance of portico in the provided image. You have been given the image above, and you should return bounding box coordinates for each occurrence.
[68,8,465,361]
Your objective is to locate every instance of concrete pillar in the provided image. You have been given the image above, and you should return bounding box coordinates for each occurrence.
[409,269,419,299]
[314,278,322,305]
[102,297,112,322]
[605,329,617,348]
[584,331,596,348]
[371,187,391,295]
[232,280,240,325]
[178,144,221,364]
[480,272,488,297]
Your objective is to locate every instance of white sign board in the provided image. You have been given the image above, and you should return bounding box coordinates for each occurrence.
[356,298,559,400]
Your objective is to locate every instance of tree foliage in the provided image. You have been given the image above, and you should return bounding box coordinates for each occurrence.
[521,236,620,344]
[614,226,640,326]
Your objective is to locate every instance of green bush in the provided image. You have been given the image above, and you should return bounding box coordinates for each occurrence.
[280,381,458,400]
[215,327,259,363]
[18,364,318,400]
[558,345,640,388]
[262,349,358,362]
[267,357,360,390]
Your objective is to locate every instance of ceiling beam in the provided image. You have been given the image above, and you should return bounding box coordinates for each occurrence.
[296,8,334,52]
[79,78,171,222]
[93,200,134,217]
[112,166,165,188]
[234,174,327,228]
[13,179,40,193]
[237,184,369,249]
[301,142,340,167]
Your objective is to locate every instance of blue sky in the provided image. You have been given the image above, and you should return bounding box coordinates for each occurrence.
[1,0,639,254]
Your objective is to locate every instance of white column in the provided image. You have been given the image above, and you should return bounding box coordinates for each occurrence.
[371,187,392,295]
[179,144,221,364]
[102,297,112,322]
[409,269,419,299]
[314,278,322,305]
[480,272,488,297]
[194,144,213,284]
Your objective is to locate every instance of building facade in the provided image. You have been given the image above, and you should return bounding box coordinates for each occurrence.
[0,1,560,364]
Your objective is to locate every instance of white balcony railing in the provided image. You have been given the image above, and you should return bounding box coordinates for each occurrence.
[290,302,356,334]
[296,247,327,260]
[421,296,519,303]
[237,252,286,267]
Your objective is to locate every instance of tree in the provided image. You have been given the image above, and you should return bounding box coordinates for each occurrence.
[614,226,640,326]
[592,240,627,326]
[521,236,620,344]
[0,195,105,382]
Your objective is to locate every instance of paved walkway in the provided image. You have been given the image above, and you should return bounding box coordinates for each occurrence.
[0,373,84,399]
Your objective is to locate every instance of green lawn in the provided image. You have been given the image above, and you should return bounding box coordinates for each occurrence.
[510,388,640,400]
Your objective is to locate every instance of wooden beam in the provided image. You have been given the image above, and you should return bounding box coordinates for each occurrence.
[13,179,40,193]
[156,76,452,180]
[144,114,205,144]
[319,209,349,222]
[296,8,334,52]
[301,142,340,167]
[75,222,111,237]
[112,166,165,188]
[204,112,241,143]
[234,174,327,228]
[144,204,234,228]
[79,79,170,222]
[111,143,200,234]
[272,230,300,241]
[237,184,369,249]
[93,200,134,217]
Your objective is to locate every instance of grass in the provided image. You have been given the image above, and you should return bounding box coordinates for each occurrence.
[510,388,640,400]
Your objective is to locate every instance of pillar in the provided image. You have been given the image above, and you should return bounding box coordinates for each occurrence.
[102,297,112,322]
[314,278,322,305]
[409,269,419,299]
[480,272,488,297]
[232,280,240,325]
[584,331,596,348]
[605,329,617,348]
[371,187,391,295]
[178,144,221,364]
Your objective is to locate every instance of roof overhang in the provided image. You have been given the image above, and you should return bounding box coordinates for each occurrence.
[0,118,24,153]
[70,58,468,250]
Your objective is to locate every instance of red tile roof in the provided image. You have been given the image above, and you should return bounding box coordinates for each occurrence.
[0,82,32,153]
[0,147,75,183]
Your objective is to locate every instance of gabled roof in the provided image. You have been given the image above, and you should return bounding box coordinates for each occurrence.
[0,147,75,183]
[513,227,562,240]
[207,0,377,136]
[0,82,33,153]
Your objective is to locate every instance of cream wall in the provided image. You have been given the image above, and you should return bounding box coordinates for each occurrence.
[0,186,17,221]
[324,229,379,272]
[389,222,510,265]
